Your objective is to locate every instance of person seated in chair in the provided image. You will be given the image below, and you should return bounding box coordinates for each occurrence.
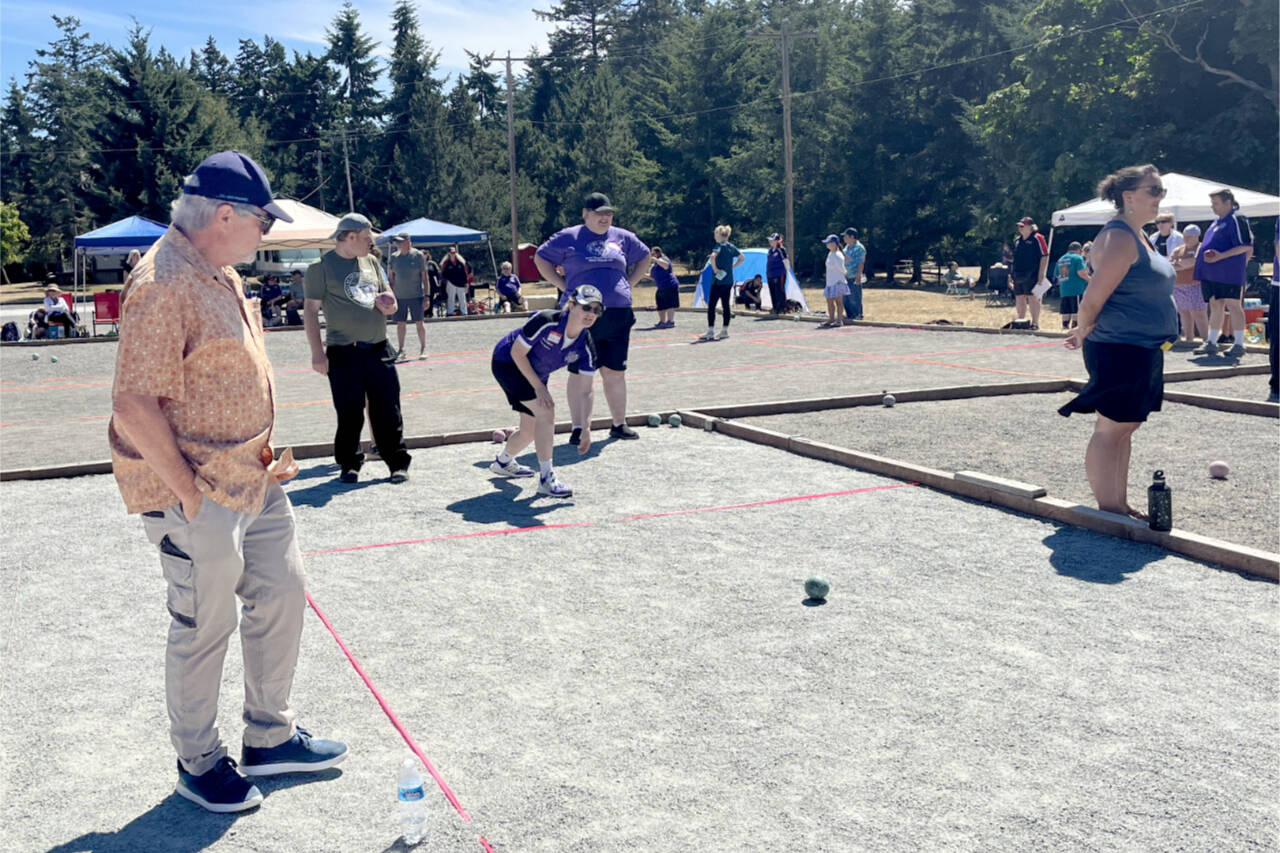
[736,274,764,310]
[284,270,306,325]
[258,274,286,325]
[496,262,526,313]
[43,283,78,337]
[943,261,974,297]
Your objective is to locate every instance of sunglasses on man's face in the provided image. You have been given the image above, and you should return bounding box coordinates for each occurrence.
[244,208,276,234]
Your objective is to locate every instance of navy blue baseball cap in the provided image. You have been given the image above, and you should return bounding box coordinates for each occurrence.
[182,151,293,222]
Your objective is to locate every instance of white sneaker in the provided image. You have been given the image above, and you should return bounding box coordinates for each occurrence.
[698,330,715,342]
[537,472,573,497]
[490,457,534,478]
[716,329,729,340]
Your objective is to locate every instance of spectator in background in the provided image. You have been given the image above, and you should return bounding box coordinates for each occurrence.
[765,232,790,315]
[423,250,444,316]
[389,233,429,359]
[943,260,973,297]
[1001,243,1013,267]
[1150,212,1183,259]
[284,269,305,325]
[1055,242,1089,329]
[1011,216,1049,328]
[1194,188,1253,359]
[440,245,471,316]
[700,224,742,341]
[42,282,77,337]
[841,227,866,322]
[737,274,764,310]
[258,274,285,326]
[650,247,680,328]
[496,261,525,313]
[1169,224,1206,347]
[822,234,849,328]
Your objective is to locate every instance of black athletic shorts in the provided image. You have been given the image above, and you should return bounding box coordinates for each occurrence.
[1201,280,1244,302]
[491,356,537,416]
[655,288,679,311]
[1059,294,1080,315]
[1012,272,1038,296]
[591,306,636,371]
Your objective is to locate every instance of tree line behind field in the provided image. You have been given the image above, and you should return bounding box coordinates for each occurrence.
[2,0,1275,281]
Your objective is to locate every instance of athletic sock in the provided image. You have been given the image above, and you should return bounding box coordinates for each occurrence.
[497,451,512,465]
[612,422,624,429]
[539,460,552,478]
[1208,331,1220,345]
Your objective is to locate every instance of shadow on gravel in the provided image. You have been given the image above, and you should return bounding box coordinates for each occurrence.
[1043,526,1161,584]
[292,462,340,482]
[289,477,381,507]
[42,769,344,853]
[446,479,573,527]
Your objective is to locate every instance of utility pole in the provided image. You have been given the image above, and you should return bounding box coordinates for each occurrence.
[491,53,531,274]
[751,22,815,262]
[341,77,355,212]
[505,52,520,274]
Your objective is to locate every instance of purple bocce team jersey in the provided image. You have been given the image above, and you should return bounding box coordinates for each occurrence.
[493,310,598,383]
[536,225,650,308]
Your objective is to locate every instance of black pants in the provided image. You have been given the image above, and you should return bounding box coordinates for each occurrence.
[707,283,732,327]
[49,313,76,335]
[767,276,786,312]
[326,343,411,473]
[1268,288,1278,394]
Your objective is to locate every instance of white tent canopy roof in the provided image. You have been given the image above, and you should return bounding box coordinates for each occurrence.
[257,199,368,249]
[1051,172,1280,227]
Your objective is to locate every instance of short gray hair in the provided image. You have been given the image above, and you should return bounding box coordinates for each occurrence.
[170,179,259,233]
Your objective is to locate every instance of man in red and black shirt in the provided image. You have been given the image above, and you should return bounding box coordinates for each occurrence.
[1012,216,1049,328]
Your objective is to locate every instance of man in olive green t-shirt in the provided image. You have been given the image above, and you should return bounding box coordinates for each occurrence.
[303,213,411,484]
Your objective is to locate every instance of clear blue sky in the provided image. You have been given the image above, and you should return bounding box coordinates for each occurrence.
[2,0,553,90]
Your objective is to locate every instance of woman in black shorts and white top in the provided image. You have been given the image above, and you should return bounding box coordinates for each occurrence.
[1059,164,1178,520]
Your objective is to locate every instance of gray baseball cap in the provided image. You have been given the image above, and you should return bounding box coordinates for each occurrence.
[328,212,373,239]
[571,285,604,306]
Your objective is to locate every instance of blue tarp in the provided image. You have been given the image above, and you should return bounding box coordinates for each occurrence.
[74,215,168,254]
[375,217,489,246]
[692,248,810,312]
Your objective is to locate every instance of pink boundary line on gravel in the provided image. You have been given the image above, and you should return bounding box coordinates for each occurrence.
[305,591,496,853]
[618,483,918,521]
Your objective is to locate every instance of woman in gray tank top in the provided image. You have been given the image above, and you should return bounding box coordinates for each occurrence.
[1059,164,1178,521]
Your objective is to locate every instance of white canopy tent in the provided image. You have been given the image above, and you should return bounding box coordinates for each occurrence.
[1051,172,1279,228]
[258,199,351,249]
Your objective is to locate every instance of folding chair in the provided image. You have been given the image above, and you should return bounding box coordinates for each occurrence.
[985,267,1011,305]
[93,290,122,335]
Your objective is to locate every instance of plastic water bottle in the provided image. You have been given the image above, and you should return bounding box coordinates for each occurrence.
[1147,470,1172,532]
[398,757,427,844]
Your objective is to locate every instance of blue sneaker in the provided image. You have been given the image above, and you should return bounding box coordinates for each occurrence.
[176,756,263,813]
[240,727,348,776]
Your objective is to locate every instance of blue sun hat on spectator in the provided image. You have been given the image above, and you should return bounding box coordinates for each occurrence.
[824,234,840,245]
[183,150,293,223]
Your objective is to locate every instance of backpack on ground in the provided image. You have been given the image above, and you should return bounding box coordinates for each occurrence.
[1,321,18,342]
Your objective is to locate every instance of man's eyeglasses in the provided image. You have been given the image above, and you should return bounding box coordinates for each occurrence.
[579,303,604,316]
[242,207,276,234]
[1138,183,1167,198]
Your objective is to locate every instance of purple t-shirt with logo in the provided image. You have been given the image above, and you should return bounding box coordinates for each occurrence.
[493,309,598,383]
[497,274,521,298]
[1194,209,1253,286]
[536,225,650,308]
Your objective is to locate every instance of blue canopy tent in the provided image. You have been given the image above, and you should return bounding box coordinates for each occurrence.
[73,215,168,300]
[375,217,498,279]
[692,248,810,313]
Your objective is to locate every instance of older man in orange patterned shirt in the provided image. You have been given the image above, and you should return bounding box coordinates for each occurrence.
[110,151,347,813]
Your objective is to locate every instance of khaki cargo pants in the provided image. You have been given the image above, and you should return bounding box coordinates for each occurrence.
[140,481,306,776]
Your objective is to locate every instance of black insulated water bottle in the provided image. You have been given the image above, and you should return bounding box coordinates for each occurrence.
[1148,470,1172,531]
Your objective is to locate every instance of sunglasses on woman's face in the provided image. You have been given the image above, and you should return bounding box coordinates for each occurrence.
[1138,183,1167,198]
[579,303,604,315]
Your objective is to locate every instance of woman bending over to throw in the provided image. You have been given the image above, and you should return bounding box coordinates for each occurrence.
[1058,164,1178,520]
